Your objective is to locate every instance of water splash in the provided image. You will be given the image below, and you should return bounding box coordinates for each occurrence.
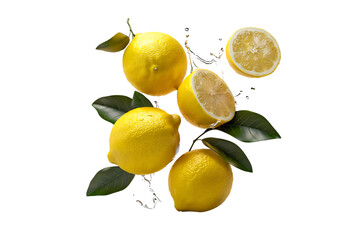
[234,86,257,102]
[184,27,224,77]
[142,174,152,187]
[209,120,221,129]
[133,174,161,209]
[154,101,159,108]
[184,27,258,107]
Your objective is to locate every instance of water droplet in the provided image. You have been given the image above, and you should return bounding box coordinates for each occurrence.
[234,90,243,97]
[246,96,249,100]
[185,27,189,31]
[153,67,158,71]
[154,101,159,108]
[209,120,221,129]
[219,38,222,41]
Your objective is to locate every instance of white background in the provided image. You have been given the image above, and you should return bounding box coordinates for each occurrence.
[1,0,359,239]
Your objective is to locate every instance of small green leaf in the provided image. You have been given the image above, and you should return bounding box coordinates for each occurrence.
[202,137,252,172]
[216,110,281,142]
[131,91,153,109]
[92,95,132,124]
[87,166,135,196]
[96,32,130,52]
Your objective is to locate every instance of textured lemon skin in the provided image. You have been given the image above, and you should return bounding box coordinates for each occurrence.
[177,69,233,128]
[226,27,281,78]
[123,32,187,96]
[108,107,181,175]
[168,149,233,212]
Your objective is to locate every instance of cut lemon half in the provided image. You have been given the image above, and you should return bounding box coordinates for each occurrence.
[177,69,235,128]
[226,27,281,77]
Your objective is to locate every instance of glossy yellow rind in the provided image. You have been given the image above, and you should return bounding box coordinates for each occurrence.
[123,32,187,96]
[168,149,233,212]
[108,107,181,175]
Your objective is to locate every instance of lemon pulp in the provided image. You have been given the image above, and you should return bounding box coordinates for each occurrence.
[226,27,281,77]
[192,69,235,121]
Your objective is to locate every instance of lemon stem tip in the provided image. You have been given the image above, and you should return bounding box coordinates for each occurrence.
[127,18,135,38]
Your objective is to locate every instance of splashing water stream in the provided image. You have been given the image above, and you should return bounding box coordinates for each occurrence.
[133,174,161,209]
[184,27,256,104]
[184,27,224,78]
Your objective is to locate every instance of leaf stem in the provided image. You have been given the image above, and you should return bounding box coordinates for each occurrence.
[127,18,135,38]
[189,128,212,151]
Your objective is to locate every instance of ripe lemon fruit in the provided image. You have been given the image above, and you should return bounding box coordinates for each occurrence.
[123,32,187,96]
[226,27,281,77]
[108,107,181,175]
[168,149,233,212]
[177,69,235,128]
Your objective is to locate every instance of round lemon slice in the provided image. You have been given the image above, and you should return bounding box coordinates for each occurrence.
[177,69,235,128]
[226,27,281,77]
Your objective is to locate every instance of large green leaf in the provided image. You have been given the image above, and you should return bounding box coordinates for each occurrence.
[202,137,252,172]
[216,110,281,142]
[86,166,135,196]
[131,91,153,109]
[92,95,132,124]
[96,32,130,52]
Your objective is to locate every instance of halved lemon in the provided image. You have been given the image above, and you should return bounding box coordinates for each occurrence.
[226,27,281,77]
[177,69,235,128]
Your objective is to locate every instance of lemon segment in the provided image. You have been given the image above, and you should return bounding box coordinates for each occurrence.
[177,69,235,129]
[108,107,181,175]
[168,149,233,212]
[226,27,281,77]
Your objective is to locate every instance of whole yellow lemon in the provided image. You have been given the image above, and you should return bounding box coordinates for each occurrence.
[123,32,187,96]
[108,107,181,175]
[168,149,233,212]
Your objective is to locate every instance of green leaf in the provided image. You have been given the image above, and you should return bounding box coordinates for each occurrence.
[202,137,252,172]
[86,166,135,196]
[92,95,132,124]
[96,32,130,52]
[131,91,153,109]
[216,110,281,142]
